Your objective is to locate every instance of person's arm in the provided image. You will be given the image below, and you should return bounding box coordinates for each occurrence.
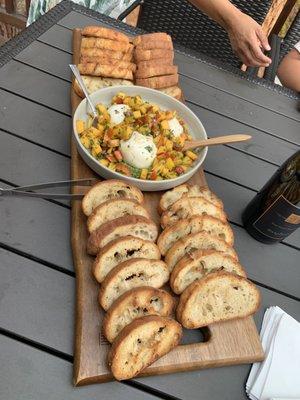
[188,0,271,67]
[277,48,300,92]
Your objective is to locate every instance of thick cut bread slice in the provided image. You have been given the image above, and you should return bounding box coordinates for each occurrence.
[78,63,133,80]
[80,57,136,71]
[80,47,133,61]
[136,74,178,89]
[99,259,169,310]
[136,65,178,79]
[87,215,158,255]
[108,315,182,380]
[103,287,175,342]
[137,57,174,68]
[133,33,172,46]
[165,231,238,271]
[157,215,234,255]
[158,86,182,100]
[161,197,227,228]
[135,40,173,51]
[81,37,133,53]
[170,250,246,294]
[93,236,160,283]
[159,184,223,213]
[134,48,174,62]
[82,180,143,216]
[73,76,133,97]
[87,199,149,233]
[81,26,130,42]
[176,272,260,328]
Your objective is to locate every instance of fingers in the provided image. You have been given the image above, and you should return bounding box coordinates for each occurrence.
[256,28,271,51]
[234,43,269,67]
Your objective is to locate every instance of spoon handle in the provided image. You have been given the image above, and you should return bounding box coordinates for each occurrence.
[183,134,252,151]
[69,64,97,117]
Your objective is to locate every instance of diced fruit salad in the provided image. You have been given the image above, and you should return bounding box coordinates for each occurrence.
[76,92,198,180]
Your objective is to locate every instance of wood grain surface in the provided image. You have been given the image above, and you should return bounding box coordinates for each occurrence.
[70,28,264,385]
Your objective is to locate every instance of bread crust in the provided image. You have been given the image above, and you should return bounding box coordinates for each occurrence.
[80,47,133,60]
[134,49,174,62]
[135,40,173,51]
[170,249,246,294]
[107,315,182,380]
[80,57,136,71]
[93,235,160,283]
[160,196,227,228]
[158,86,182,100]
[176,272,260,328]
[81,37,133,53]
[136,74,179,89]
[82,179,143,216]
[165,231,238,271]
[82,26,129,43]
[87,215,158,255]
[78,63,133,80]
[133,33,172,46]
[87,198,149,233]
[137,57,174,68]
[102,287,175,342]
[157,215,234,255]
[99,258,169,310]
[136,65,178,79]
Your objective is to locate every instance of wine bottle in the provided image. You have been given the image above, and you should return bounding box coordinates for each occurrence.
[242,151,300,244]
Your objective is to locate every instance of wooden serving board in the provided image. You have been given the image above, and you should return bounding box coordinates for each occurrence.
[71,28,264,386]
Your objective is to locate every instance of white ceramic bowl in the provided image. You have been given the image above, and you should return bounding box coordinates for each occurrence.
[73,86,207,191]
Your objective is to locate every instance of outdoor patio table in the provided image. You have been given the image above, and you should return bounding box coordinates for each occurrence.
[0,2,299,399]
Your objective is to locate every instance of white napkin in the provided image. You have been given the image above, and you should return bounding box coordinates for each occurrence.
[246,306,300,400]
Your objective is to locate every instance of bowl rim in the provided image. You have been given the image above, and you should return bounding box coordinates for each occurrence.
[72,85,208,184]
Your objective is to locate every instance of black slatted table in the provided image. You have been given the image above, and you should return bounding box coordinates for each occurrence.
[0,2,299,399]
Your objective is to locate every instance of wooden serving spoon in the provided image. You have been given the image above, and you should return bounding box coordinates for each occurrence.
[183,134,252,151]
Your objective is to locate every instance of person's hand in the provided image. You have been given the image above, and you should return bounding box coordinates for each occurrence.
[225,11,272,67]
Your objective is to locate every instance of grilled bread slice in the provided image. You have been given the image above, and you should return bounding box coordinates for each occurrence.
[136,74,178,89]
[134,48,174,62]
[135,65,178,79]
[161,197,227,228]
[103,287,175,342]
[80,57,136,71]
[81,26,130,42]
[87,199,149,233]
[93,236,160,283]
[137,58,174,68]
[78,63,133,80]
[133,33,172,46]
[108,315,182,380]
[176,272,260,329]
[158,86,182,100]
[157,215,234,255]
[170,250,246,294]
[82,180,143,216]
[80,47,133,61]
[165,231,238,271]
[87,215,158,255]
[81,37,133,53]
[159,184,223,213]
[135,40,173,51]
[73,76,133,97]
[99,258,169,310]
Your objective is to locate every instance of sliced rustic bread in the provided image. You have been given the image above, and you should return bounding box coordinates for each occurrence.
[137,58,174,68]
[82,180,143,216]
[176,272,260,329]
[170,250,246,294]
[134,48,174,62]
[93,236,160,283]
[157,215,234,255]
[161,197,227,228]
[81,37,133,53]
[133,33,172,46]
[103,287,175,342]
[74,76,133,97]
[165,231,238,271]
[135,65,178,79]
[87,199,149,233]
[159,184,223,213]
[99,258,169,311]
[87,215,158,255]
[78,63,133,80]
[158,86,182,100]
[108,315,182,380]
[81,26,130,43]
[136,74,179,89]
[80,47,133,61]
